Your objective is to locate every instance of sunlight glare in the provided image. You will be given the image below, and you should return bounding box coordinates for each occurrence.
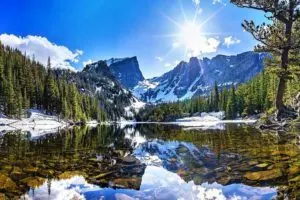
[181,22,202,57]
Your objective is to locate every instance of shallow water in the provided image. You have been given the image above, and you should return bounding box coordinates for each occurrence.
[0,124,299,199]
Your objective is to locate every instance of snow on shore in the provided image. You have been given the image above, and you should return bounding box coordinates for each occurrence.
[0,110,67,137]
[176,112,256,130]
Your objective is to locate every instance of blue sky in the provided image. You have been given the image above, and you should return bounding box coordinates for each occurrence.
[0,0,266,78]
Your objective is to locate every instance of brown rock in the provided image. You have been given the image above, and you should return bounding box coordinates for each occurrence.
[289,165,300,176]
[0,173,17,190]
[244,169,283,181]
[20,177,45,188]
[23,166,38,174]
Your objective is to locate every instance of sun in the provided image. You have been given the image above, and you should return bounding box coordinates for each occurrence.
[180,21,203,57]
[180,22,201,51]
[158,1,225,60]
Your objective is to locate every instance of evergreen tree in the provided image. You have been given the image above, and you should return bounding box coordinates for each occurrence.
[231,0,300,118]
[0,43,106,121]
[226,85,237,119]
[213,82,220,111]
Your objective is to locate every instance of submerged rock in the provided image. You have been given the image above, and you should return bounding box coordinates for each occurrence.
[111,178,141,189]
[58,171,87,179]
[122,156,139,165]
[244,169,283,181]
[10,167,24,179]
[289,175,300,182]
[93,171,115,180]
[289,165,300,176]
[0,173,17,191]
[23,166,38,174]
[20,177,45,188]
[255,163,269,168]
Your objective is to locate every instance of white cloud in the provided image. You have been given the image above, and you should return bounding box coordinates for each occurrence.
[0,34,82,71]
[186,37,220,57]
[172,42,181,48]
[82,59,95,67]
[164,60,180,68]
[223,36,241,47]
[155,56,164,62]
[192,0,200,6]
[213,0,222,4]
[164,62,172,68]
[173,60,180,66]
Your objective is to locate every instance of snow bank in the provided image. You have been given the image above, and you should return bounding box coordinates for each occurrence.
[177,111,225,122]
[176,111,256,130]
[0,110,67,137]
[86,120,99,128]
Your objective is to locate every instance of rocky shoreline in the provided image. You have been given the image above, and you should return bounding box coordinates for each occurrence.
[0,142,145,199]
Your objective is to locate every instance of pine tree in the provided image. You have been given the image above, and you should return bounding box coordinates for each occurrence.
[226,85,237,119]
[43,57,58,113]
[231,0,300,118]
[213,82,220,111]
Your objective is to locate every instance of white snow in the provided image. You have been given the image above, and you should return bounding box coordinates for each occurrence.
[124,97,146,118]
[176,112,256,130]
[0,110,67,137]
[86,120,99,128]
[105,58,127,66]
[176,112,225,122]
[95,87,102,93]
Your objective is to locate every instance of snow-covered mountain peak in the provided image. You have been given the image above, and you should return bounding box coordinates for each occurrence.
[132,51,268,103]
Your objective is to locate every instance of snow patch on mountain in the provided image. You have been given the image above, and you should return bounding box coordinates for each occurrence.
[124,97,146,118]
[133,51,268,103]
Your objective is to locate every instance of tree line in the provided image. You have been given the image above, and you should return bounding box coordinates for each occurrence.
[0,43,106,122]
[137,69,300,121]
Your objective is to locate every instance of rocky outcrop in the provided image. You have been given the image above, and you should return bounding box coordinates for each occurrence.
[258,93,300,131]
[81,61,138,119]
[105,57,145,89]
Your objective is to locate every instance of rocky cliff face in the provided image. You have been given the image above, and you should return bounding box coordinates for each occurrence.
[133,52,268,103]
[76,61,143,119]
[105,57,145,89]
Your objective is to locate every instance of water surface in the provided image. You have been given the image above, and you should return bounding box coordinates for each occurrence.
[0,124,299,199]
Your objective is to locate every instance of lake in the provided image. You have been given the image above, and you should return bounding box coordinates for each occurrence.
[0,123,299,199]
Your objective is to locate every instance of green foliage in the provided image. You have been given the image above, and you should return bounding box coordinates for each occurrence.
[230,0,300,113]
[138,69,300,121]
[0,42,106,121]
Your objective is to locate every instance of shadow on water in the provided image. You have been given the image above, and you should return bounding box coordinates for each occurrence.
[0,123,299,199]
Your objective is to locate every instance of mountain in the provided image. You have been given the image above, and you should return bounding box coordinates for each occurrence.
[133,51,268,103]
[105,57,145,89]
[80,60,144,119]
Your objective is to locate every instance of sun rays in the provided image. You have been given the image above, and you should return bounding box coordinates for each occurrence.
[157,0,226,62]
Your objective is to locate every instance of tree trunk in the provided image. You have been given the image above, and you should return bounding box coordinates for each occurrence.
[275,18,293,118]
[275,77,286,112]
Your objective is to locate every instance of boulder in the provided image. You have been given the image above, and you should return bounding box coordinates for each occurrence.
[20,177,45,188]
[0,173,17,191]
[244,168,283,181]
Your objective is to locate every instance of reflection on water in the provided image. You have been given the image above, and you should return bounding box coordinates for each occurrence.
[0,123,299,199]
[23,166,277,200]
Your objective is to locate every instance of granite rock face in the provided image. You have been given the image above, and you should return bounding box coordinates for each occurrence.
[105,57,145,89]
[133,51,269,103]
